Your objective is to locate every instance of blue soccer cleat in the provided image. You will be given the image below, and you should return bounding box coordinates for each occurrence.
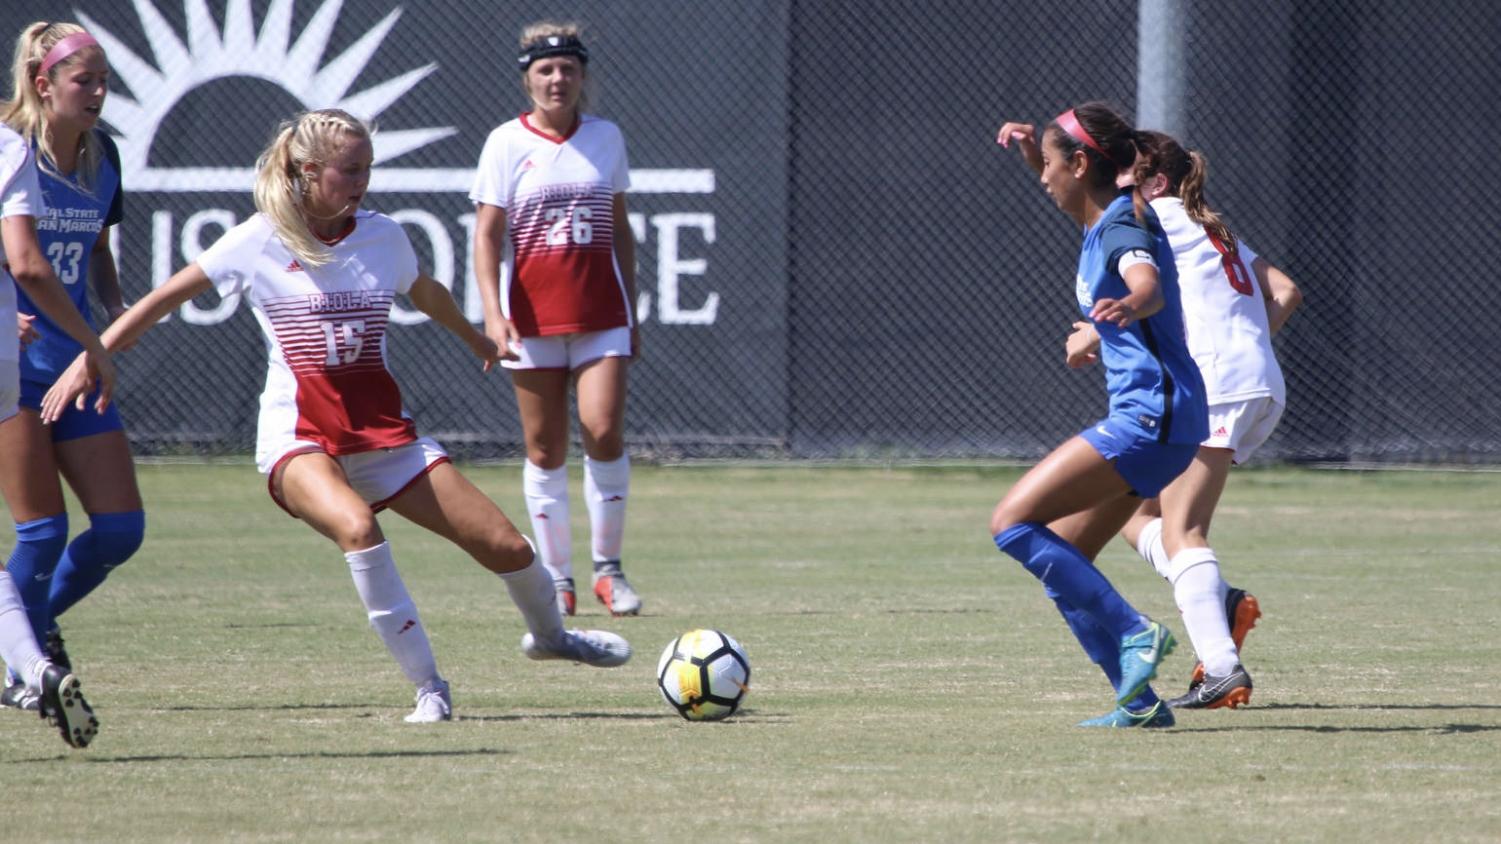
[1079,700,1175,728]
[1117,621,1176,705]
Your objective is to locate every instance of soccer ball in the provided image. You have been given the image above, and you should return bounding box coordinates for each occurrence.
[656,629,751,721]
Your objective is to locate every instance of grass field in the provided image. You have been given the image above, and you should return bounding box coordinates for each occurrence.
[2,463,1499,842]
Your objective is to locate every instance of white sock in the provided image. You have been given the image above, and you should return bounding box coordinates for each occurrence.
[1136,517,1173,581]
[1168,547,1239,676]
[345,543,440,687]
[0,570,48,690]
[498,546,565,648]
[523,460,572,582]
[584,454,629,565]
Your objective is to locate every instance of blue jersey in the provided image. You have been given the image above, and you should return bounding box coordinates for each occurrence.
[16,129,123,382]
[1075,192,1207,445]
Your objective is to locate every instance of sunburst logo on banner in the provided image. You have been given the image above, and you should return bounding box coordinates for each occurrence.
[82,0,460,192]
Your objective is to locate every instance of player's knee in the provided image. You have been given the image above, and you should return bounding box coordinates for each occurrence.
[333,513,382,551]
[88,511,146,567]
[989,504,1020,538]
[485,530,534,573]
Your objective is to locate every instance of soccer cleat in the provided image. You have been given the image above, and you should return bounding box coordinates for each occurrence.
[1117,621,1177,705]
[1168,664,1253,710]
[1189,588,1262,687]
[521,629,632,667]
[2,678,40,711]
[404,678,452,723]
[37,664,98,749]
[1079,700,1175,728]
[592,563,642,617]
[44,626,72,671]
[555,578,577,617]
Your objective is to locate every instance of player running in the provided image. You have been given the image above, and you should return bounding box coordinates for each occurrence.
[0,119,109,748]
[0,22,146,712]
[1054,130,1302,709]
[45,109,630,724]
[990,102,1207,728]
[471,22,642,618]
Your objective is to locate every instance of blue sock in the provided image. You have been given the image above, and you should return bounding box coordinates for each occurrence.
[5,514,69,640]
[995,522,1148,640]
[1043,584,1161,712]
[48,510,145,619]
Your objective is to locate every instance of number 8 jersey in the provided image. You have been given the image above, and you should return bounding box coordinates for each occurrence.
[195,211,420,473]
[469,113,631,337]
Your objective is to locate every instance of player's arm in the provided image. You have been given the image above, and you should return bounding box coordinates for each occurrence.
[1,214,116,408]
[1252,257,1302,335]
[89,226,127,323]
[40,262,212,422]
[1092,252,1164,328]
[471,202,521,357]
[996,121,1043,174]
[612,192,640,359]
[408,273,505,371]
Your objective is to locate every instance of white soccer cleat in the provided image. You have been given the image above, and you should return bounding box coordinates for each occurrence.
[521,629,632,667]
[592,565,642,617]
[403,678,452,723]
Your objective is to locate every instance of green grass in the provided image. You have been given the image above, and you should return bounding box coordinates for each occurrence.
[2,464,1499,842]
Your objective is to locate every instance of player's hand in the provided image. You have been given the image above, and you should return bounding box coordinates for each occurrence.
[1065,320,1100,369]
[41,354,93,423]
[16,312,37,347]
[996,121,1043,173]
[1090,298,1137,329]
[468,330,502,373]
[483,317,522,363]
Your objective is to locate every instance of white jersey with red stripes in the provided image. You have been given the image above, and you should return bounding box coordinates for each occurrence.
[1151,197,1286,406]
[0,127,45,365]
[469,112,631,337]
[195,211,420,472]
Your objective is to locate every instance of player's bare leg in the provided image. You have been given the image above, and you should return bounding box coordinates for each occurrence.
[277,454,448,721]
[575,357,639,616]
[0,409,67,707]
[387,463,629,668]
[512,368,576,614]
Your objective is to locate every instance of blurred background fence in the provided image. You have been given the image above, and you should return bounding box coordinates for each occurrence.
[6,0,1498,463]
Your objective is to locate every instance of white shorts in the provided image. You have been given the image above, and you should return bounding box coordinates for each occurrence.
[0,359,17,424]
[503,327,632,371]
[268,436,450,517]
[1203,397,1284,464]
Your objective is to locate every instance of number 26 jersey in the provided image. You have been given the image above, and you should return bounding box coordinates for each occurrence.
[195,211,419,472]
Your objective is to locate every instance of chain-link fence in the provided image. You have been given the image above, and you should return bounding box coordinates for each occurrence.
[4,0,1497,463]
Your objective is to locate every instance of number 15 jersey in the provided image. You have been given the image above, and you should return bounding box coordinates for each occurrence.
[195,211,419,473]
[469,113,631,338]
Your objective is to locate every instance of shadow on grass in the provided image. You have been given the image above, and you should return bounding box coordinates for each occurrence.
[459,710,791,723]
[5,748,508,765]
[1170,724,1500,735]
[1259,702,1501,712]
[161,703,388,712]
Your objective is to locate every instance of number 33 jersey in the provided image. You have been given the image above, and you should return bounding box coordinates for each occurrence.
[196,211,420,472]
[469,113,631,338]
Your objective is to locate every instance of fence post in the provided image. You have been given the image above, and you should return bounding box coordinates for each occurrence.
[1137,0,1185,136]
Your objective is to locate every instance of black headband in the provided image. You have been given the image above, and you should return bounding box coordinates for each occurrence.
[518,35,589,71]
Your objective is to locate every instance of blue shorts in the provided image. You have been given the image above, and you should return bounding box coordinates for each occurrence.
[19,378,124,442]
[1079,416,1197,498]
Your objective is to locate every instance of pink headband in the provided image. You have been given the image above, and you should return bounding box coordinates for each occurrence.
[38,32,100,77]
[1054,109,1107,157]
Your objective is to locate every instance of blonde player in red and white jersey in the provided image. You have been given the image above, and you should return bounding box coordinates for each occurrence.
[1056,130,1302,710]
[471,22,641,618]
[45,109,631,725]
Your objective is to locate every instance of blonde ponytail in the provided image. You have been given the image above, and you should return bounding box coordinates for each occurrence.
[3,21,105,191]
[251,109,370,268]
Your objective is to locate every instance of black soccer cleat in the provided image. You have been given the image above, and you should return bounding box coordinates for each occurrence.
[38,664,99,749]
[44,626,72,671]
[1,677,38,710]
[1167,664,1253,710]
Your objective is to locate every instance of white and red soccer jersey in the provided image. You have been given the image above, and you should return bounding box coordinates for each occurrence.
[469,113,631,337]
[195,211,420,473]
[0,127,45,365]
[1152,197,1286,406]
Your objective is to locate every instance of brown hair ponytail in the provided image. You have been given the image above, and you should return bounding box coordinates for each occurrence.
[1180,150,1236,251]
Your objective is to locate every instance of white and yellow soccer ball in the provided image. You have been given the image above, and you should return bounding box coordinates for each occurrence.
[656,629,751,721]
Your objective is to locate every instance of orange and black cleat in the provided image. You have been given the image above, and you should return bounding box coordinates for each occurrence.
[1189,588,1261,688]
